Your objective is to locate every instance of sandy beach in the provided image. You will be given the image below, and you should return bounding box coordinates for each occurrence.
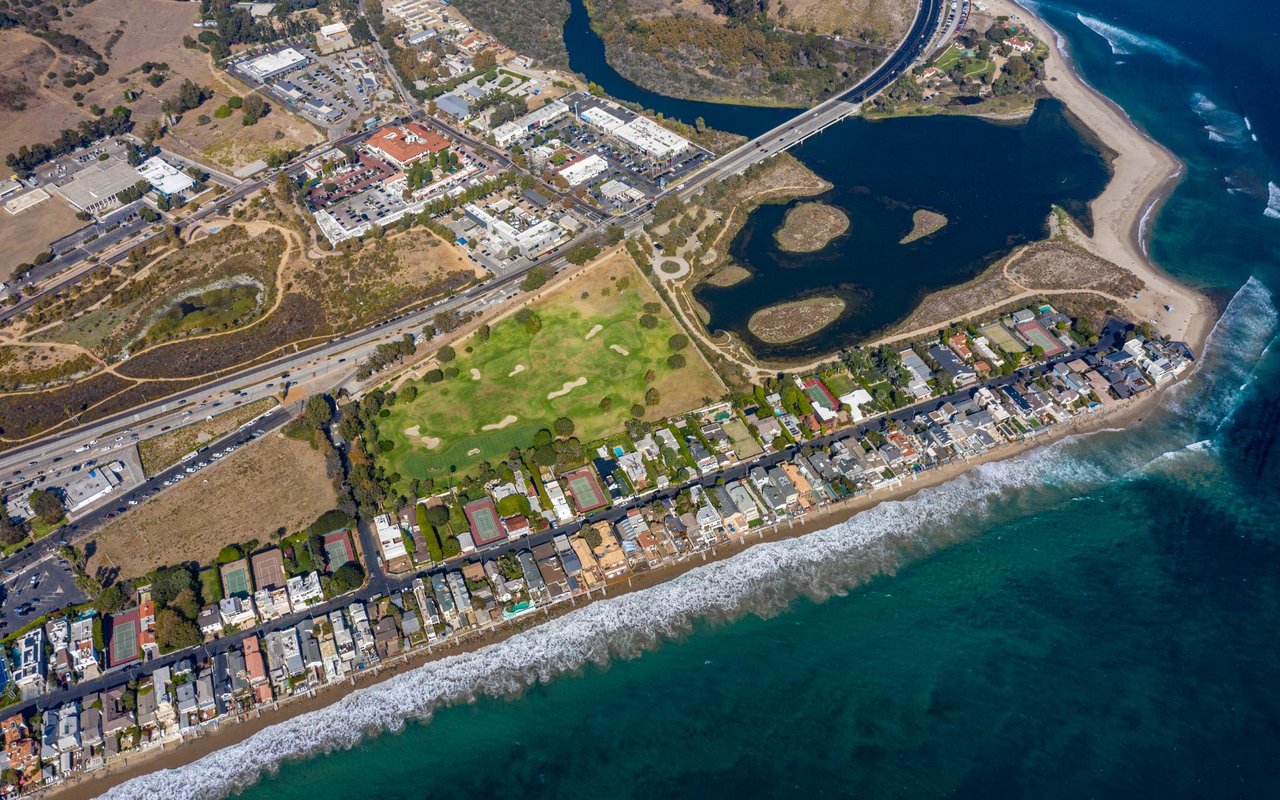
[44,382,1163,800]
[32,8,1221,798]
[997,0,1215,351]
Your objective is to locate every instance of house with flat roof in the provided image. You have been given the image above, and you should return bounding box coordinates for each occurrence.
[374,513,410,572]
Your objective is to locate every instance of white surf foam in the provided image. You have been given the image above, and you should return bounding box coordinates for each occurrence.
[1265,181,1280,219]
[1191,92,1251,146]
[101,283,1280,800]
[1075,12,1194,65]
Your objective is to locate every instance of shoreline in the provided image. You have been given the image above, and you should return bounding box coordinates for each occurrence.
[45,385,1163,800]
[999,0,1214,352]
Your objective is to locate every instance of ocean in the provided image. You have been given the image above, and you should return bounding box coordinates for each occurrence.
[102,0,1280,797]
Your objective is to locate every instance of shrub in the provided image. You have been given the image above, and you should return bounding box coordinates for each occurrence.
[423,369,444,383]
[667,353,686,369]
[553,416,575,437]
[425,505,450,526]
[227,95,243,109]
[216,545,243,563]
[631,403,646,418]
[437,345,456,362]
[213,105,232,119]
[442,536,461,558]
[639,314,658,329]
[599,396,613,411]
[443,366,459,379]
[668,334,689,350]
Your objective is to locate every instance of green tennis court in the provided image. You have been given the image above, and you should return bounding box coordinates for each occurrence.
[221,560,251,597]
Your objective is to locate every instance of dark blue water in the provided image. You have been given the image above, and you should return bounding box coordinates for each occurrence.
[696,99,1109,356]
[104,2,1280,798]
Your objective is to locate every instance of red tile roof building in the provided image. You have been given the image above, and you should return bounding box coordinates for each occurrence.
[365,124,451,169]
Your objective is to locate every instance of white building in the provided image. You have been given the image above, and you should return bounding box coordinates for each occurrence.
[613,116,690,159]
[463,203,564,258]
[242,47,309,82]
[218,595,258,629]
[287,572,325,609]
[557,154,608,186]
[136,156,195,197]
[12,629,47,689]
[374,513,409,563]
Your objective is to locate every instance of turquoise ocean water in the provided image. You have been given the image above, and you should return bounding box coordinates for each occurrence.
[103,1,1280,797]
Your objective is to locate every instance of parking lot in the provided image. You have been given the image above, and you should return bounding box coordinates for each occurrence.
[232,44,384,135]
[0,557,84,639]
[539,111,710,214]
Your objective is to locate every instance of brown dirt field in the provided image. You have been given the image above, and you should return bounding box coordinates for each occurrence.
[87,433,338,579]
[771,0,915,41]
[170,98,325,171]
[1006,240,1144,297]
[0,30,86,159]
[294,228,483,330]
[748,296,846,344]
[773,201,849,253]
[0,344,98,390]
[0,197,85,276]
[137,397,277,475]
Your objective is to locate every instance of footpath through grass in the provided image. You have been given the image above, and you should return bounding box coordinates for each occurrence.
[378,252,721,481]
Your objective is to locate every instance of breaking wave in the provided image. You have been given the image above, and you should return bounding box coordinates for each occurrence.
[100,283,1277,800]
[1191,92,1251,146]
[1075,12,1194,65]
[1266,181,1280,220]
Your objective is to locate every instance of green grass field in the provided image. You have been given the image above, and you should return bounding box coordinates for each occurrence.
[378,253,722,481]
[933,45,969,70]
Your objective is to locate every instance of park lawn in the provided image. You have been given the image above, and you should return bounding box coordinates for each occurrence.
[378,252,721,482]
[933,45,967,70]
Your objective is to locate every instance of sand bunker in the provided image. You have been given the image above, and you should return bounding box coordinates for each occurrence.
[420,435,440,449]
[467,448,481,456]
[403,425,421,437]
[610,344,630,356]
[470,368,481,381]
[481,415,519,431]
[547,377,587,399]
[508,364,526,377]
[584,324,603,340]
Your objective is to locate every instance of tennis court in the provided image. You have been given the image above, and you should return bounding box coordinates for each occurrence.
[220,559,252,598]
[108,610,140,667]
[980,321,1025,353]
[464,498,506,546]
[324,531,355,570]
[1016,321,1067,356]
[563,467,609,512]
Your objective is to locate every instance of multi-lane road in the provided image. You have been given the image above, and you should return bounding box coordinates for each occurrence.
[1,0,950,577]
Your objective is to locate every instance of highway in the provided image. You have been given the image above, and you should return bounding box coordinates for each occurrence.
[0,0,948,574]
[0,320,1129,720]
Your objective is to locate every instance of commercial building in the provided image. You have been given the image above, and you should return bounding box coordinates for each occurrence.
[613,116,690,159]
[316,22,355,54]
[51,159,142,216]
[136,156,195,197]
[557,154,608,187]
[463,203,564,259]
[241,48,309,82]
[365,123,451,169]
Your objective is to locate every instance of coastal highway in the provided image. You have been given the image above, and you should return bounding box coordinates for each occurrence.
[0,321,1132,721]
[1,0,947,563]
[667,0,947,201]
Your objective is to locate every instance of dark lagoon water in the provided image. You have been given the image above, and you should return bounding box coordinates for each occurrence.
[102,2,1280,798]
[698,99,1109,357]
[566,0,1110,356]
